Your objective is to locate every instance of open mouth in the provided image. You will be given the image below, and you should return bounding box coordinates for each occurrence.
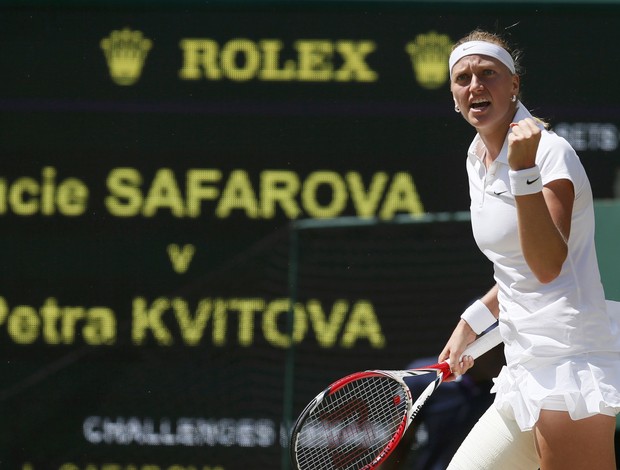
[470,100,491,110]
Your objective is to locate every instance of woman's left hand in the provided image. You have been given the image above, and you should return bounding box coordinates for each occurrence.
[508,118,541,170]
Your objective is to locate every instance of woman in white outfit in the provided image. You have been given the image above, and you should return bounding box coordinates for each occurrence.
[439,29,620,469]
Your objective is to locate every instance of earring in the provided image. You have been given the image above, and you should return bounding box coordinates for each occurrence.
[511,95,517,103]
[454,105,460,113]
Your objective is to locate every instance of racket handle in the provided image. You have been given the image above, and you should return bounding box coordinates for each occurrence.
[461,325,502,360]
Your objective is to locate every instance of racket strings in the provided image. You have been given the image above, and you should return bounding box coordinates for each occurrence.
[295,375,409,470]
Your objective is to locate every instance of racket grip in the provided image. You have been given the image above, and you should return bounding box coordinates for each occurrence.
[460,325,502,360]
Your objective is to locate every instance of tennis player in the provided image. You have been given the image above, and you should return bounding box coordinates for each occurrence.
[439,29,620,469]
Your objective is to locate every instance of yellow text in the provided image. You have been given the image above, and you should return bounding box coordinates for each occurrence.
[179,38,377,82]
[0,297,115,345]
[105,168,424,220]
[132,296,385,349]
[0,167,88,216]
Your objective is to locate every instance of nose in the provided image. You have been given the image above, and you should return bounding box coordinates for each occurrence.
[470,74,484,91]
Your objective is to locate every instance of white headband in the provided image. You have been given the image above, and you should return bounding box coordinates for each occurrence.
[448,41,515,78]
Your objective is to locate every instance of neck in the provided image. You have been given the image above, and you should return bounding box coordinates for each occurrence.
[478,130,505,162]
[477,104,518,161]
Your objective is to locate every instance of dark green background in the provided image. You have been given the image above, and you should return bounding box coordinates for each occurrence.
[1,2,619,469]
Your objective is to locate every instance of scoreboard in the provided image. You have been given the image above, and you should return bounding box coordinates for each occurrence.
[1,1,619,469]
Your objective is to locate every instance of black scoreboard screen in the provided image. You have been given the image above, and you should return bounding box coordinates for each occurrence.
[1,2,619,469]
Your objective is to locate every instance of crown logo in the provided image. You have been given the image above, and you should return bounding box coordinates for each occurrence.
[405,31,453,90]
[100,28,152,86]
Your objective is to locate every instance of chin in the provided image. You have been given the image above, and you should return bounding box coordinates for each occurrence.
[467,112,493,129]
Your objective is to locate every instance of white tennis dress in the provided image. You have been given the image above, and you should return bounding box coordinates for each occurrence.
[467,102,620,431]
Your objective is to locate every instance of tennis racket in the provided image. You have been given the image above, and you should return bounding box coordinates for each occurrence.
[290,325,502,470]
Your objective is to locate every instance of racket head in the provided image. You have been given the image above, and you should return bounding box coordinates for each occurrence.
[290,370,414,470]
[290,328,502,469]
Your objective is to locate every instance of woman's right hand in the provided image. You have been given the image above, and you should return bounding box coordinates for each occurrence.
[439,319,478,380]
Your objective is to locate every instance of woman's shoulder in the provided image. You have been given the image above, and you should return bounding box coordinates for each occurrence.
[539,127,579,160]
[537,127,589,191]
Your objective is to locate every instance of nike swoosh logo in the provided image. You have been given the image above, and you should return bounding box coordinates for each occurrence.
[494,190,507,195]
[526,177,540,185]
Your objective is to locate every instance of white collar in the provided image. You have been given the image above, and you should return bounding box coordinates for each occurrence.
[467,102,542,166]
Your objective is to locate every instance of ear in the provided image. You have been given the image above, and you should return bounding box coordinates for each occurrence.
[512,74,520,97]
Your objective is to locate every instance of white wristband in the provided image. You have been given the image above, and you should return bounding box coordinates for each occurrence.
[460,299,497,335]
[509,165,543,196]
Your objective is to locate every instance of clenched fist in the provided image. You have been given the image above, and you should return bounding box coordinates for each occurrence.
[508,117,541,171]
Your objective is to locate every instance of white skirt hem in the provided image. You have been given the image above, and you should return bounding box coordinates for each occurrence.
[491,353,620,431]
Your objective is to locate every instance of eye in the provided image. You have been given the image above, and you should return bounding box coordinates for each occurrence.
[454,73,469,83]
[483,69,496,76]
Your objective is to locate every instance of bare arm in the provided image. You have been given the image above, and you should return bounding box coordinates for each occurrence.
[509,118,574,283]
[480,283,500,316]
[439,284,500,376]
[514,180,573,283]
